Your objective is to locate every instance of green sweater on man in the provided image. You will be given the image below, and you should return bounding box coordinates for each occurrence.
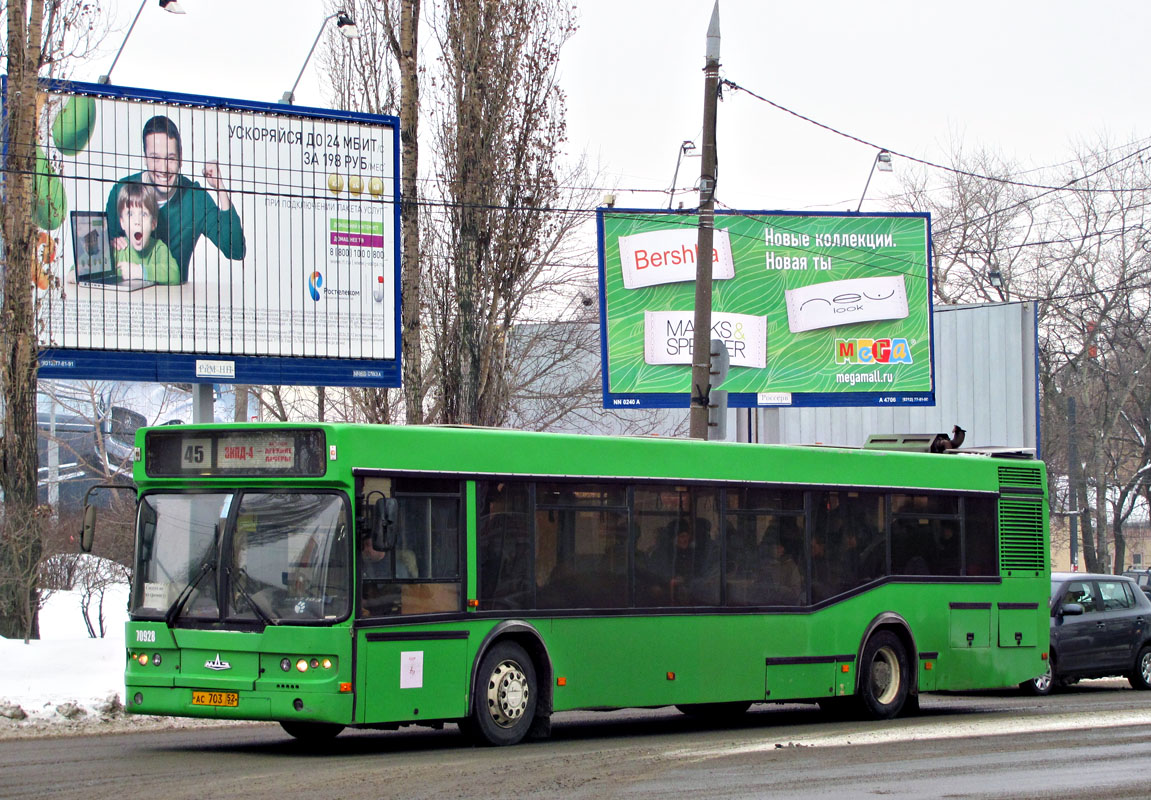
[105,173,246,283]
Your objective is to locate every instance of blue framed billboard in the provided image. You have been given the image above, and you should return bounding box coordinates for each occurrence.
[597,209,935,409]
[23,79,401,387]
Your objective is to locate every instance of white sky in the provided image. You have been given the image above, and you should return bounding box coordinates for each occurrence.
[91,0,1151,214]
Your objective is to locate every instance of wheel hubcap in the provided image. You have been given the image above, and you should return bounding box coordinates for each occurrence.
[871,645,901,705]
[1034,662,1052,692]
[486,659,529,728]
[1141,653,1151,685]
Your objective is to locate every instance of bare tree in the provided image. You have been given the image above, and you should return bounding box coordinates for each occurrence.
[320,0,424,424]
[892,135,1151,573]
[424,0,589,426]
[1037,141,1151,572]
[891,143,1038,305]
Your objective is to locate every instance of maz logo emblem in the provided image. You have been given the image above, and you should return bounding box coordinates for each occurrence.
[204,654,232,671]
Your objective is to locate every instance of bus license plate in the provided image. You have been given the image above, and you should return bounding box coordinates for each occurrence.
[192,690,239,707]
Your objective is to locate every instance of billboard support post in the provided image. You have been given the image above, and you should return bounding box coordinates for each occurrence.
[689,2,721,439]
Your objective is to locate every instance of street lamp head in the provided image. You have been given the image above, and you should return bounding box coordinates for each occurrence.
[856,149,895,212]
[99,0,187,86]
[988,269,1003,289]
[681,140,696,154]
[280,11,361,105]
[336,13,360,40]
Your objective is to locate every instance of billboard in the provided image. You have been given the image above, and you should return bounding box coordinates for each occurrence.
[597,209,934,408]
[27,80,400,387]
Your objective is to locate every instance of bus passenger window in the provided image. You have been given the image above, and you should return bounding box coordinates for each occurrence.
[891,518,933,575]
[964,496,998,576]
[633,486,719,607]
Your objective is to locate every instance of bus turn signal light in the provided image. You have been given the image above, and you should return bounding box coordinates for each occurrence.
[339,682,352,693]
[666,672,675,681]
[557,677,566,686]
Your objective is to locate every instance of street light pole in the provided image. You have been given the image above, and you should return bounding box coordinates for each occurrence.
[688,2,721,440]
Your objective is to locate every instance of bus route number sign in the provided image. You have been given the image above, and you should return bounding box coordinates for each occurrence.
[180,438,212,470]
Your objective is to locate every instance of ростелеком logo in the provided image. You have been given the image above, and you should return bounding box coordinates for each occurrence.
[308,271,324,301]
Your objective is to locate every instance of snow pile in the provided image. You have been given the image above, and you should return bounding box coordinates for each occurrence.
[0,585,132,736]
[0,584,255,738]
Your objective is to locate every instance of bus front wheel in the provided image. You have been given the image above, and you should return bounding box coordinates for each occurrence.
[469,641,538,746]
[857,631,910,719]
[279,720,345,741]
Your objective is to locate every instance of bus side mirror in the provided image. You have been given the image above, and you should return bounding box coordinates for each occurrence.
[371,497,398,551]
[80,505,96,553]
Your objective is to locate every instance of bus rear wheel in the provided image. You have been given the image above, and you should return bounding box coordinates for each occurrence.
[857,631,909,719]
[279,720,345,741]
[469,641,537,746]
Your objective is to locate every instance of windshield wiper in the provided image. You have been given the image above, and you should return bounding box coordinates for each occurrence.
[165,526,219,625]
[228,566,278,626]
[165,559,214,624]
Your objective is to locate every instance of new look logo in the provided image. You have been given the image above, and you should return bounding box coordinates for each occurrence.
[308,271,324,301]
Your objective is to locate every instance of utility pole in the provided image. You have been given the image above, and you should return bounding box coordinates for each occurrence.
[688,2,721,439]
[1068,395,1079,570]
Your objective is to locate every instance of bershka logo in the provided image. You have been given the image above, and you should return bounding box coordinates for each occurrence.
[834,338,913,365]
[205,654,232,671]
[308,271,324,301]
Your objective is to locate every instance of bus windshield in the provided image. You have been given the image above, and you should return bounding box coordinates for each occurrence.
[130,491,351,624]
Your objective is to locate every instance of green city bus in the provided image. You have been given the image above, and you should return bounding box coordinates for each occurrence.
[85,423,1050,745]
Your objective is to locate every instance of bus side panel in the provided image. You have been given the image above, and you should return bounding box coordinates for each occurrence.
[545,616,769,710]
[357,633,469,723]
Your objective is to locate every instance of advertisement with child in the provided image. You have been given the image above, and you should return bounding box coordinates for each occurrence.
[31,81,399,376]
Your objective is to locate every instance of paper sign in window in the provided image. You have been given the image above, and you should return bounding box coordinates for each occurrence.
[644,310,767,369]
[619,228,735,289]
[784,275,908,333]
[400,650,424,689]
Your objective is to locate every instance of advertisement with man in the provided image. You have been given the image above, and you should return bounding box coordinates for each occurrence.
[598,210,934,408]
[30,81,399,384]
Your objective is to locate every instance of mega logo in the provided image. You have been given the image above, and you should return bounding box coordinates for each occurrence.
[834,338,913,365]
[308,271,324,301]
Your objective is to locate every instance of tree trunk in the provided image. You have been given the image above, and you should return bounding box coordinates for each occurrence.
[0,0,47,640]
[396,0,423,424]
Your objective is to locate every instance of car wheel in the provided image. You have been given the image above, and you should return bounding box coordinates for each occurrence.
[1128,645,1151,690]
[1020,657,1054,696]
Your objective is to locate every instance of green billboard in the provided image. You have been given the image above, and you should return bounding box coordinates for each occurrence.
[597,210,934,408]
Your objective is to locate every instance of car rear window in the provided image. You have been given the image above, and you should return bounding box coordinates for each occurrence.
[1098,580,1136,611]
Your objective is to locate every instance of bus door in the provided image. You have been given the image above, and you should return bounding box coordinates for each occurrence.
[355,476,469,723]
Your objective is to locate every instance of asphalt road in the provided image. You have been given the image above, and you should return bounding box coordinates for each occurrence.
[6,680,1151,799]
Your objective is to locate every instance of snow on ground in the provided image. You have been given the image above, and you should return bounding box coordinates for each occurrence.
[0,585,237,738]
